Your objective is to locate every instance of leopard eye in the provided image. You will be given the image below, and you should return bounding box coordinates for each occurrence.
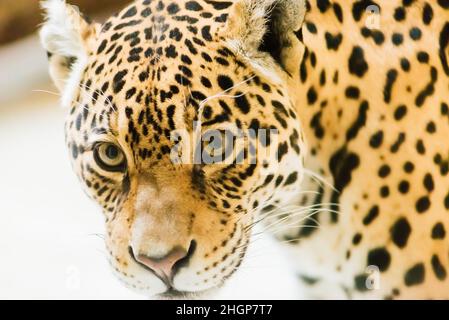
[93,143,126,172]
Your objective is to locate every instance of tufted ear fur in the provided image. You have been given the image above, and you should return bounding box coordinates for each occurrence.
[225,0,306,78]
[39,0,98,96]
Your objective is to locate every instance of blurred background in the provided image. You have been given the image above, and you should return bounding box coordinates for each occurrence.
[0,0,300,300]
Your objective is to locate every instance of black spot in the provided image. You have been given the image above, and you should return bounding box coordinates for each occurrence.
[393,7,406,21]
[345,86,360,99]
[300,275,320,285]
[423,3,433,25]
[439,23,449,76]
[432,222,446,239]
[394,105,407,120]
[306,22,317,34]
[426,121,436,133]
[169,28,183,41]
[186,1,203,11]
[185,39,198,54]
[423,173,434,192]
[380,185,390,198]
[391,217,411,248]
[284,172,298,186]
[181,55,192,65]
[400,58,411,72]
[217,75,234,91]
[191,90,207,101]
[363,205,379,225]
[354,274,369,292]
[95,63,105,75]
[125,87,137,100]
[175,74,191,86]
[439,0,449,9]
[325,32,343,50]
[409,27,422,40]
[122,6,137,18]
[71,144,79,159]
[349,46,368,77]
[300,49,309,82]
[371,30,385,45]
[332,3,343,22]
[215,57,229,66]
[404,161,415,173]
[329,149,360,222]
[367,247,391,272]
[369,130,384,148]
[353,233,362,245]
[201,26,213,41]
[167,3,180,14]
[431,255,447,280]
[404,263,425,286]
[378,164,391,178]
[307,86,318,105]
[346,101,369,141]
[156,1,165,11]
[277,142,289,162]
[310,111,325,139]
[112,70,128,93]
[444,192,449,209]
[383,69,398,103]
[416,139,426,154]
[204,0,232,10]
[141,7,151,17]
[201,77,212,88]
[113,19,142,31]
[392,33,404,46]
[317,0,330,13]
[390,132,405,154]
[234,93,250,114]
[165,45,178,58]
[398,180,410,194]
[97,39,107,54]
[415,196,431,213]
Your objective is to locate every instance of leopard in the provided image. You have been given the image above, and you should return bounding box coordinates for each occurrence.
[39,0,449,299]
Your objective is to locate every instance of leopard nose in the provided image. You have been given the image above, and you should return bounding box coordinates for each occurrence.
[129,240,196,283]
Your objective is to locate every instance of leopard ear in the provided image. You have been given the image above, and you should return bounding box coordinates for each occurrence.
[39,0,98,93]
[224,0,306,77]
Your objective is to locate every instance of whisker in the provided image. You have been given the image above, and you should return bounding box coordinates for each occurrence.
[303,168,338,193]
[245,202,340,231]
[32,89,61,97]
[252,209,322,237]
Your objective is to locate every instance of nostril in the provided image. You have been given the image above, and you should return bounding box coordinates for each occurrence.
[128,246,138,263]
[172,240,197,273]
[128,240,197,282]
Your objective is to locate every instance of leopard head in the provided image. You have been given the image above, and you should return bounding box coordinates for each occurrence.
[40,0,307,298]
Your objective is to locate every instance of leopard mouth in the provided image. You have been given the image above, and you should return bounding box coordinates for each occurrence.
[156,288,191,300]
[156,287,219,300]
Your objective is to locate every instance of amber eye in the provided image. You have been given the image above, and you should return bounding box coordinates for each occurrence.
[93,143,126,172]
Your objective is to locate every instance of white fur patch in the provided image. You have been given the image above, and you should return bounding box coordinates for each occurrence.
[40,0,86,58]
[226,39,283,85]
[39,0,91,108]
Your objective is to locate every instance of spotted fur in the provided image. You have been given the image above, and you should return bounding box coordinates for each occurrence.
[40,0,449,299]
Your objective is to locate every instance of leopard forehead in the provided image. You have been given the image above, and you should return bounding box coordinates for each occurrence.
[67,0,298,165]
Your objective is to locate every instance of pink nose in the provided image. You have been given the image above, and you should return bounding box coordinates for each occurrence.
[130,241,196,284]
[136,248,188,281]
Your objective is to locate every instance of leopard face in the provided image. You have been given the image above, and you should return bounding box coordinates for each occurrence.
[40,0,307,298]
